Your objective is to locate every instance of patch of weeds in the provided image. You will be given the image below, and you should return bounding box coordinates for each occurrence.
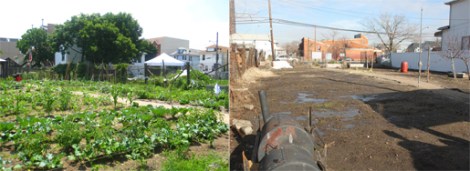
[161,150,228,171]
[314,101,342,110]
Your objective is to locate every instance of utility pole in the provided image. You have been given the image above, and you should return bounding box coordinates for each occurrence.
[314,26,317,52]
[229,0,236,35]
[215,32,219,79]
[418,8,423,88]
[314,26,317,61]
[307,38,310,60]
[268,0,276,62]
[427,47,432,82]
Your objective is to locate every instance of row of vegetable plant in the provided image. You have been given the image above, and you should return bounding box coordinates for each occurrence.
[0,106,228,169]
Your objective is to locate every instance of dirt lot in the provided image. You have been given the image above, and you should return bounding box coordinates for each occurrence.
[230,64,469,170]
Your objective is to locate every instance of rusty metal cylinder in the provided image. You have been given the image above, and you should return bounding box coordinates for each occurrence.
[259,144,321,171]
[257,114,321,171]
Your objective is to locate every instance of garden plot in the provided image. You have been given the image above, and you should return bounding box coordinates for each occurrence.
[0,80,228,170]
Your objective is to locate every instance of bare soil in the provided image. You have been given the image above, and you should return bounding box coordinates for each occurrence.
[230,64,469,170]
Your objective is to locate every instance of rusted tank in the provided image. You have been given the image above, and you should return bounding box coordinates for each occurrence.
[254,90,323,171]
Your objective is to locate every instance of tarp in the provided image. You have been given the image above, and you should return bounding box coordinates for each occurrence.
[145,53,185,66]
[272,61,293,70]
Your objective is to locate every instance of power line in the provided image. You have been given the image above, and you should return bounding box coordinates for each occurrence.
[238,0,466,21]
[236,18,387,34]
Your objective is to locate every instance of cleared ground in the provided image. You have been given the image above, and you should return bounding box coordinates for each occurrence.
[230,64,469,170]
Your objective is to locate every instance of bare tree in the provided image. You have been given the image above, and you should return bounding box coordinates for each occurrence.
[458,36,470,80]
[440,35,464,79]
[282,41,300,57]
[458,51,470,80]
[363,13,417,54]
[322,30,346,60]
[322,30,339,42]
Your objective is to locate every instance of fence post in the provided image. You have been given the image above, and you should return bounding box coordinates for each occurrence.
[186,62,190,87]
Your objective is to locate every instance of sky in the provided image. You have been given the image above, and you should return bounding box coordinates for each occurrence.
[0,0,228,50]
[235,0,453,49]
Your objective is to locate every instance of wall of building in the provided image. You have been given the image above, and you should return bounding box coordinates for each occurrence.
[199,52,228,72]
[345,49,377,61]
[442,0,470,50]
[148,37,189,55]
[0,39,22,63]
[231,34,282,60]
[302,35,379,61]
[391,52,467,73]
[54,45,83,66]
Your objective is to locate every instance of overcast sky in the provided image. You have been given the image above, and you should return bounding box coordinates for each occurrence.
[235,0,453,49]
[0,0,228,50]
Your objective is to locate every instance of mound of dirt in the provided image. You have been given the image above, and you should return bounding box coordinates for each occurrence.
[241,67,277,83]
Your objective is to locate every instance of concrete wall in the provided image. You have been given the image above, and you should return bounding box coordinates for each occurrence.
[391,52,467,73]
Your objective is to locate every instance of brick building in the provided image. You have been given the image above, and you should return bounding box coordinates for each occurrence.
[300,34,381,61]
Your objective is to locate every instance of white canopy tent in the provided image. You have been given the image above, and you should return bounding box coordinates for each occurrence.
[145,53,185,66]
[0,58,5,62]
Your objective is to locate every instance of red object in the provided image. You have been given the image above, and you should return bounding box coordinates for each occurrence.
[401,61,408,73]
[15,75,22,82]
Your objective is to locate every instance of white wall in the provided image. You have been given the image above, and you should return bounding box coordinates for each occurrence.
[391,52,467,73]
[231,39,282,60]
[312,52,322,60]
[54,52,67,65]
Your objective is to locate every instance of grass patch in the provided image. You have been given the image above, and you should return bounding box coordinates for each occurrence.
[162,150,228,171]
[313,101,342,110]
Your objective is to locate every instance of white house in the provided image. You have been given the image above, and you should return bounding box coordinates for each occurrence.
[434,0,470,51]
[391,0,469,73]
[230,33,283,60]
[199,45,229,73]
[171,48,201,71]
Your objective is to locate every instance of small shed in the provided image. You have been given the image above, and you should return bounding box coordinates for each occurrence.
[0,58,22,78]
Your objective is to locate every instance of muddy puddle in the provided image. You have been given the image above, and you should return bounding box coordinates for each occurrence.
[312,108,360,121]
[350,93,400,102]
[351,94,379,102]
[295,93,327,104]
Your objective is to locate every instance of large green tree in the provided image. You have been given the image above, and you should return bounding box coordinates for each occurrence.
[17,28,54,66]
[53,12,154,64]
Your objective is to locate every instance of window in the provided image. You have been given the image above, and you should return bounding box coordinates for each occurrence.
[462,36,470,50]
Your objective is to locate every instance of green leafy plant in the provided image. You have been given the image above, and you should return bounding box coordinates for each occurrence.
[110,86,121,110]
[58,88,73,111]
[55,121,82,152]
[41,85,56,113]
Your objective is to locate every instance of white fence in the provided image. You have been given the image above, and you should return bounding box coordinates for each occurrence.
[391,52,468,73]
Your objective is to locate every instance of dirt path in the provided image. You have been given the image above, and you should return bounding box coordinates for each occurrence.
[230,65,469,170]
[72,91,229,124]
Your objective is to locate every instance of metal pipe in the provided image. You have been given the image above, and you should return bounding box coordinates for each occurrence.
[258,90,270,123]
[309,106,313,133]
